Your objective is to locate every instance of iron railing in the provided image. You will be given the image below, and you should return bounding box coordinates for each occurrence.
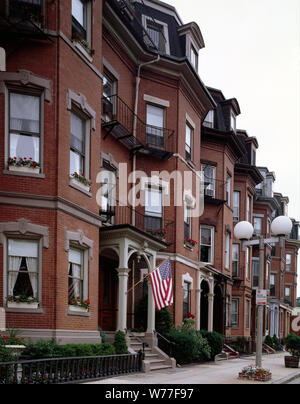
[100,202,174,246]
[8,0,44,24]
[0,352,144,384]
[154,330,175,358]
[102,95,175,156]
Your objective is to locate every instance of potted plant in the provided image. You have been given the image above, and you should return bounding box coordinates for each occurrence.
[146,228,167,241]
[238,365,272,382]
[284,333,300,368]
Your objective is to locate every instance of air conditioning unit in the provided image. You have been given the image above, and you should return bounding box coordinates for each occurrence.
[205,189,215,197]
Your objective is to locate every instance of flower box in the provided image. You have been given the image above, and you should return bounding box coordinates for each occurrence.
[238,366,272,382]
[8,165,40,174]
[68,305,89,314]
[7,301,39,310]
[70,177,91,193]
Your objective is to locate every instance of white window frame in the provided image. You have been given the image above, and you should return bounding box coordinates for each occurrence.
[226,173,232,206]
[200,226,214,265]
[231,298,239,327]
[253,216,263,236]
[233,191,240,222]
[246,247,251,280]
[201,164,216,198]
[286,253,292,272]
[225,232,230,270]
[247,195,252,222]
[142,15,170,55]
[232,243,239,277]
[72,0,92,46]
[203,110,214,128]
[185,121,193,162]
[68,245,89,305]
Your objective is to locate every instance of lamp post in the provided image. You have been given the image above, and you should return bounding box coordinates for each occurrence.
[234,216,292,368]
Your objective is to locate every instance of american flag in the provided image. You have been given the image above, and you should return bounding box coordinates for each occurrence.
[149,259,173,311]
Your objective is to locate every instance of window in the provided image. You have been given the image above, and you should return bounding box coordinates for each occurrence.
[252,259,259,288]
[254,217,263,236]
[233,191,240,221]
[7,239,39,300]
[231,299,239,327]
[183,281,191,319]
[230,111,236,132]
[286,253,292,272]
[190,45,198,71]
[185,122,193,161]
[246,247,250,280]
[270,274,276,296]
[200,226,214,264]
[225,232,230,270]
[145,19,167,53]
[72,0,88,41]
[232,244,239,277]
[247,195,252,222]
[202,165,216,198]
[145,186,163,233]
[203,110,214,128]
[100,162,117,224]
[68,248,85,302]
[70,110,86,177]
[246,300,250,329]
[146,104,165,148]
[9,91,41,166]
[285,286,291,298]
[184,200,191,242]
[226,173,232,206]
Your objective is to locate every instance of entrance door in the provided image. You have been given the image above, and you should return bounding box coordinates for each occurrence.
[99,257,118,331]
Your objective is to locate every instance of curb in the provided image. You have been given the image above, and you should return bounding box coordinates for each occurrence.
[271,370,300,384]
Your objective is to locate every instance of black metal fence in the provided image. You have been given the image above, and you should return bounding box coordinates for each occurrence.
[0,352,144,384]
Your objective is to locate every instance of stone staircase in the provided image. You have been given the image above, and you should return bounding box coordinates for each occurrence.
[127,333,176,372]
[215,344,240,361]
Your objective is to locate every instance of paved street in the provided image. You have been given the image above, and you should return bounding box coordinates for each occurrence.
[288,376,300,384]
[85,353,300,385]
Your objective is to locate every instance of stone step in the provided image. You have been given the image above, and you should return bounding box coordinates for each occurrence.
[149,364,173,371]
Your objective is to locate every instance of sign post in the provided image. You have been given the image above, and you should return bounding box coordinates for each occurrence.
[256,289,268,306]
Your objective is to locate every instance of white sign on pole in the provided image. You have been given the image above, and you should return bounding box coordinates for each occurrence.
[256,289,267,306]
[0,47,6,72]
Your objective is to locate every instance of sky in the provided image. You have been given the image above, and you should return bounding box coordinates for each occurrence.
[169,0,300,296]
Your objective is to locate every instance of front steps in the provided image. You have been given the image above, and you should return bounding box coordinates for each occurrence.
[127,334,176,372]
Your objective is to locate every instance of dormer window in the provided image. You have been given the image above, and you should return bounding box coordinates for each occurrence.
[230,111,236,132]
[203,110,214,128]
[142,15,170,54]
[190,45,198,71]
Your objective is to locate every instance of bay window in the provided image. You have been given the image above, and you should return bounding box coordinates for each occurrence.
[9,91,41,166]
[254,217,263,236]
[225,232,230,270]
[226,173,232,206]
[286,253,292,272]
[68,247,85,302]
[202,165,216,198]
[232,244,239,277]
[7,239,39,300]
[233,191,240,221]
[185,122,193,161]
[231,298,239,327]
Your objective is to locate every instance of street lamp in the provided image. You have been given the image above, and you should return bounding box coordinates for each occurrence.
[234,215,292,369]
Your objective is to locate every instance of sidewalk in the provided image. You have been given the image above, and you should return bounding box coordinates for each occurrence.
[85,353,300,385]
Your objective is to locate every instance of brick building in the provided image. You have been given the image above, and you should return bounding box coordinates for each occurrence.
[0,0,298,358]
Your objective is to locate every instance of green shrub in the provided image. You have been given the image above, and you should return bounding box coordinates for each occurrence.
[22,339,58,360]
[155,307,173,334]
[114,331,128,354]
[198,330,223,359]
[165,328,211,365]
[91,343,116,356]
[265,335,274,349]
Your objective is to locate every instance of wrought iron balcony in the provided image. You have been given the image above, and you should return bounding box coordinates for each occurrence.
[102,95,175,160]
[0,0,51,42]
[100,202,174,246]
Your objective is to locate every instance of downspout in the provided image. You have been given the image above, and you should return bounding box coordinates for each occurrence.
[132,55,160,225]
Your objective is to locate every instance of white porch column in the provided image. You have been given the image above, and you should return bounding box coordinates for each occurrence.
[147,254,156,334]
[208,293,214,332]
[116,267,130,331]
[196,271,203,330]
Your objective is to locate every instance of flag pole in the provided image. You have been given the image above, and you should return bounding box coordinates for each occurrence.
[126,258,170,295]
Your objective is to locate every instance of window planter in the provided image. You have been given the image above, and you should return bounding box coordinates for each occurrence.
[70,177,91,193]
[68,305,89,314]
[7,301,39,310]
[8,165,40,174]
